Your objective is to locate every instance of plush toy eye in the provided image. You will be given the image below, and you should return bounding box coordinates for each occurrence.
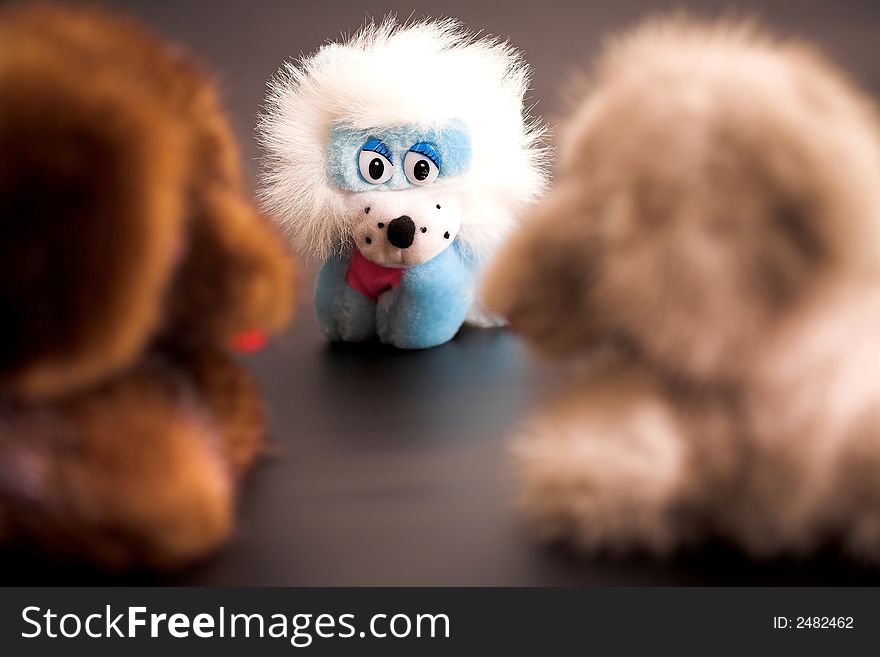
[358,148,394,184]
[404,145,440,186]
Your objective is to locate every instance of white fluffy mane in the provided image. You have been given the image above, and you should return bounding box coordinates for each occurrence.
[258,17,548,261]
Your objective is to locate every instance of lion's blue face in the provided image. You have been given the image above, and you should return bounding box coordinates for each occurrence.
[327,121,471,191]
[326,121,473,267]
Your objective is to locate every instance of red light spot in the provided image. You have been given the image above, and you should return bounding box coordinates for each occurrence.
[232,329,267,353]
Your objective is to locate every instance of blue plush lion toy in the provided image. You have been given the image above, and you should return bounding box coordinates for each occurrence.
[259,18,547,348]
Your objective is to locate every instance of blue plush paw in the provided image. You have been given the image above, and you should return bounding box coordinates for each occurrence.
[314,254,377,342]
[376,245,473,349]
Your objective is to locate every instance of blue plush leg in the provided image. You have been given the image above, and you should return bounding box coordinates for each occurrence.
[376,243,473,349]
[314,252,377,342]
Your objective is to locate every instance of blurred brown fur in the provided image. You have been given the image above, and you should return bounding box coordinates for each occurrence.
[0,5,294,570]
[482,17,880,561]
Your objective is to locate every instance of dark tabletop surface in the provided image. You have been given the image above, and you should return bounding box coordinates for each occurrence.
[163,320,880,586]
[3,0,880,585]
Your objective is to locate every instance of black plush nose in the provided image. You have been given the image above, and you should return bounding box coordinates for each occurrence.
[386,215,416,249]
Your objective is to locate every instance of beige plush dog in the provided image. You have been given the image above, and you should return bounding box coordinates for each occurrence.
[481,17,880,561]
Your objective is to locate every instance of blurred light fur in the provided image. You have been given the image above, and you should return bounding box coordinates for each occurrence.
[482,16,880,561]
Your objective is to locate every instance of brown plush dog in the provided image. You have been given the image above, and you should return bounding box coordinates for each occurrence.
[482,18,880,561]
[0,5,294,570]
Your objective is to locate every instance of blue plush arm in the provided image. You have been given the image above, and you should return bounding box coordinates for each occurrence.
[376,242,474,349]
[314,250,377,342]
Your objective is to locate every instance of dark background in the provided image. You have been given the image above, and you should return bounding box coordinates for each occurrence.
[6,0,880,584]
[94,0,880,190]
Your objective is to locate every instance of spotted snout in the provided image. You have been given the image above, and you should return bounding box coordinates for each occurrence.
[351,189,462,268]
